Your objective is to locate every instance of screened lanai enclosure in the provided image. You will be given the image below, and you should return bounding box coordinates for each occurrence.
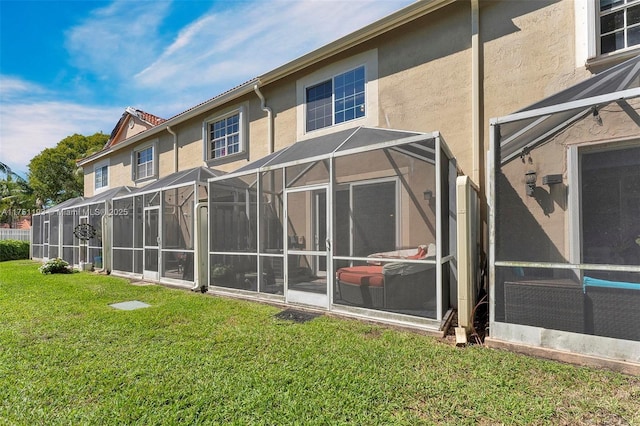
[31,186,133,268]
[110,167,220,286]
[31,196,83,261]
[208,127,457,324]
[490,55,640,361]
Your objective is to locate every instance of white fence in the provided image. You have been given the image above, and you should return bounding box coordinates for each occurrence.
[0,229,30,241]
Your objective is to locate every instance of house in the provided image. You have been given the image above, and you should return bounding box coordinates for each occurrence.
[31,0,639,372]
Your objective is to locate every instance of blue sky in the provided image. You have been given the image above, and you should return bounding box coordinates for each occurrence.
[0,0,414,178]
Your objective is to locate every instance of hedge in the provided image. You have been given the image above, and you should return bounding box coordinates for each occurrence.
[0,239,30,262]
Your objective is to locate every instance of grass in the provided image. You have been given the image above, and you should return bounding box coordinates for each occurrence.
[0,260,638,425]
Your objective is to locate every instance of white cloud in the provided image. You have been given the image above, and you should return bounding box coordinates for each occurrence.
[65,0,171,79]
[0,77,121,175]
[0,76,47,101]
[134,0,413,97]
[1,0,415,174]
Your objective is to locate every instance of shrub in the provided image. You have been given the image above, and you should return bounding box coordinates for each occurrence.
[39,258,73,274]
[0,240,30,262]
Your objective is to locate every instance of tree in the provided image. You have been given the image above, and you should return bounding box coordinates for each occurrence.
[28,133,108,206]
[0,161,35,227]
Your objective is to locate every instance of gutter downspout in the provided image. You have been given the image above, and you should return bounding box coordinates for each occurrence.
[454,0,481,344]
[191,202,208,292]
[254,83,274,154]
[471,0,481,186]
[167,125,178,173]
[100,212,110,274]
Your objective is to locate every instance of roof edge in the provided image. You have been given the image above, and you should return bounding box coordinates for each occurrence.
[260,0,456,85]
[79,0,455,167]
[78,79,259,166]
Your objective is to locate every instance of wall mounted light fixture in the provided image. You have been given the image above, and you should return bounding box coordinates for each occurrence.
[423,190,433,201]
[525,170,537,196]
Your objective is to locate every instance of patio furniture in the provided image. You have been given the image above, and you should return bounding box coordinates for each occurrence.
[503,278,584,333]
[583,276,640,341]
[335,244,437,310]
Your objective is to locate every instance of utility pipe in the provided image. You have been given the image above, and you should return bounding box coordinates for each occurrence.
[167,125,178,173]
[191,202,208,292]
[99,212,110,274]
[471,0,481,186]
[254,83,274,154]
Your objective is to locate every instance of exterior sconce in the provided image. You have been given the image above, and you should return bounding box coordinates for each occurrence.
[423,190,433,201]
[525,170,537,196]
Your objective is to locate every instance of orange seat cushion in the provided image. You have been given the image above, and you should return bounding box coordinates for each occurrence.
[336,265,384,287]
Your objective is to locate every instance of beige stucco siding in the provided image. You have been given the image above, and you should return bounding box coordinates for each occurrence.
[482,1,591,123]
[83,0,601,205]
[497,97,640,263]
[175,120,204,172]
[377,1,472,174]
[551,97,640,145]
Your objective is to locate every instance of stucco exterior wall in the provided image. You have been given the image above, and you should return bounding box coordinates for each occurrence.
[83,0,598,208]
[497,97,640,263]
[113,116,153,146]
[482,1,590,116]
[551,97,640,145]
[498,137,568,263]
[377,2,472,173]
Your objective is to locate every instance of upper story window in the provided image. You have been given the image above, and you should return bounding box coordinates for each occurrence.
[204,106,246,163]
[136,146,154,179]
[94,164,108,191]
[296,49,378,139]
[306,66,366,132]
[598,0,640,54]
[210,113,240,158]
[131,142,157,182]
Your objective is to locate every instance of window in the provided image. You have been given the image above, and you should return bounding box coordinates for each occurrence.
[204,107,246,163]
[210,113,240,159]
[131,141,157,182]
[296,49,378,138]
[598,0,640,54]
[305,66,365,132]
[135,146,154,180]
[95,163,108,190]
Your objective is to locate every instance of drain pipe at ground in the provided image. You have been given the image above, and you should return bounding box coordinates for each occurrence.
[191,202,208,292]
[99,213,110,274]
[254,83,274,154]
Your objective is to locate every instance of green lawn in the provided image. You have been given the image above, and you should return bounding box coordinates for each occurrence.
[0,260,638,425]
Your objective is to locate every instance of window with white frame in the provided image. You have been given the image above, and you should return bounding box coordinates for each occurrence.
[95,164,108,190]
[598,0,640,55]
[296,49,378,138]
[204,108,245,161]
[305,65,366,132]
[134,145,155,180]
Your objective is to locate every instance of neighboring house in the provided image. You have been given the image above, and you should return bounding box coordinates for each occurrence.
[32,0,639,372]
[15,217,30,230]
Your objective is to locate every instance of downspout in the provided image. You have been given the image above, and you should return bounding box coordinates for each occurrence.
[471,0,481,186]
[454,0,482,344]
[191,202,208,292]
[254,83,274,154]
[100,212,110,273]
[167,125,178,173]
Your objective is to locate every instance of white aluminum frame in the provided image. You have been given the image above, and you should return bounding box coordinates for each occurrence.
[489,89,640,361]
[284,183,331,309]
[142,205,161,282]
[207,130,453,327]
